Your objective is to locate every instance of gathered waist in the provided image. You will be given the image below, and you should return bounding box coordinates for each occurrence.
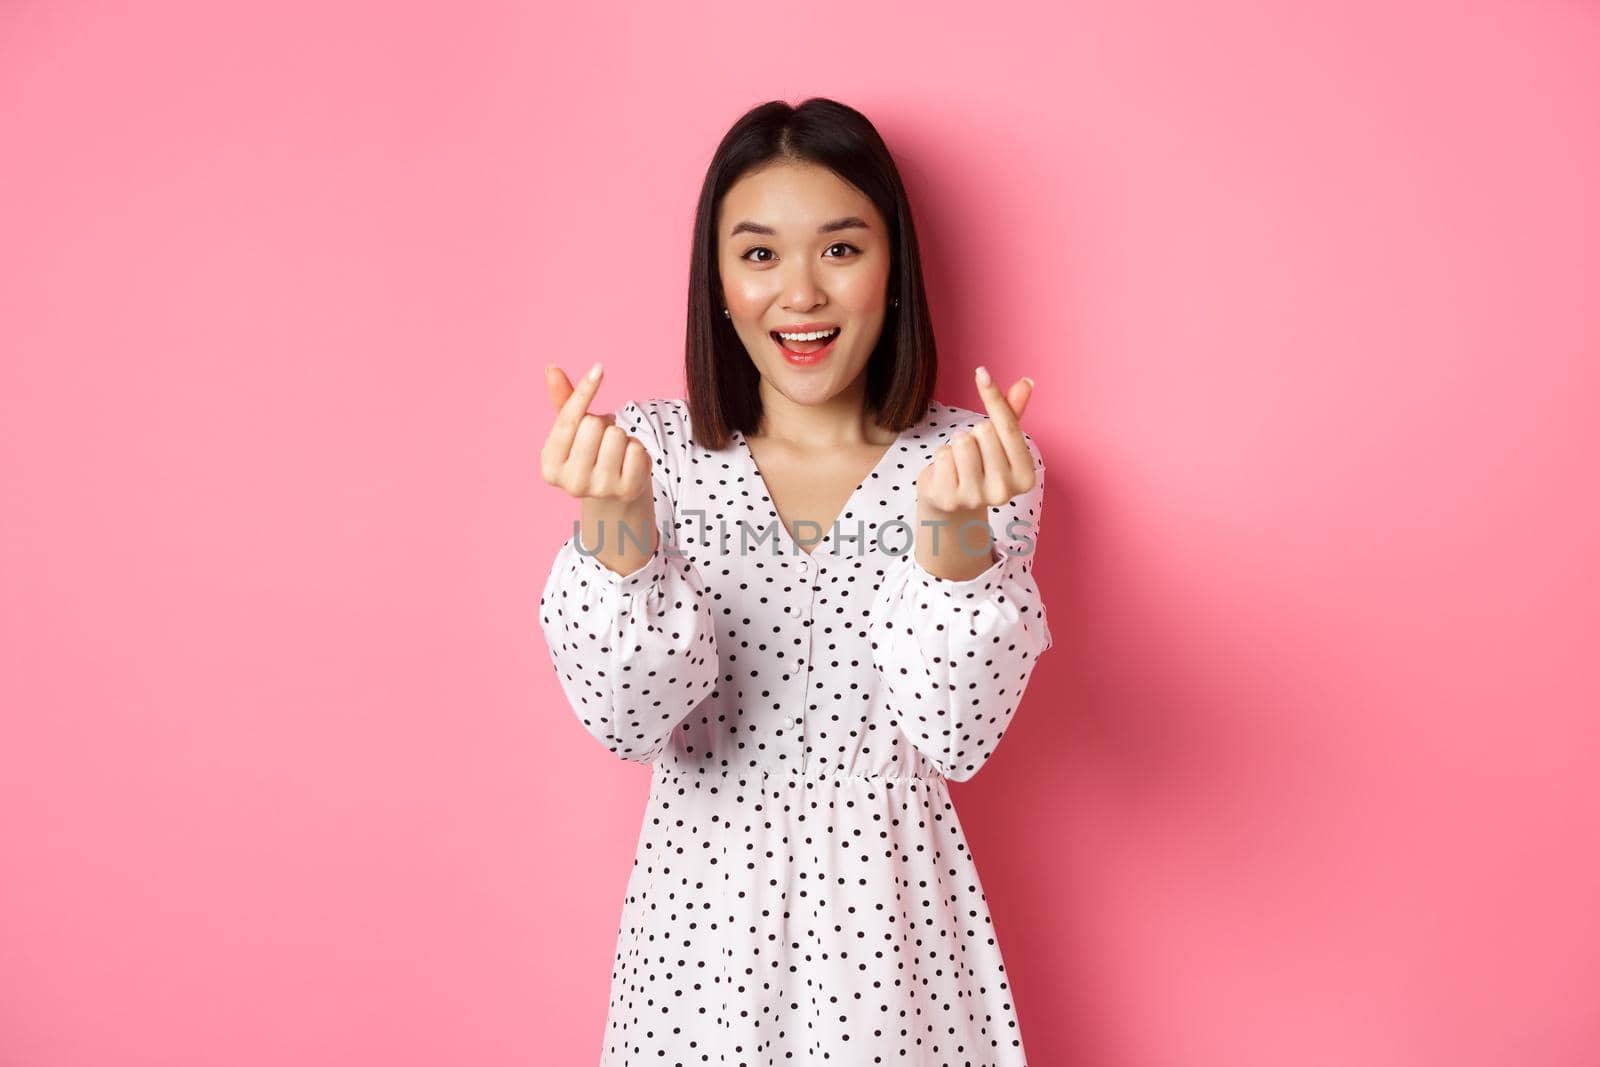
[651,762,942,786]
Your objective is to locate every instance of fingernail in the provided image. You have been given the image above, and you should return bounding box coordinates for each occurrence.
[1021,376,1035,389]
[588,361,603,381]
[975,366,991,386]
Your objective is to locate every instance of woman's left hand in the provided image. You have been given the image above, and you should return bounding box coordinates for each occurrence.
[915,366,1037,515]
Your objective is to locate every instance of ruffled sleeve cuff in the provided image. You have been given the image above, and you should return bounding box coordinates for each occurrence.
[900,542,1051,649]
[562,528,669,597]
[889,545,1054,653]
[867,544,1054,781]
[540,529,720,765]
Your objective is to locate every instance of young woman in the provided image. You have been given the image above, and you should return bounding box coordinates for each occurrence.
[539,97,1053,1066]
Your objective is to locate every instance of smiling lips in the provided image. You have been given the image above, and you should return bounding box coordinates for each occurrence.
[771,325,841,364]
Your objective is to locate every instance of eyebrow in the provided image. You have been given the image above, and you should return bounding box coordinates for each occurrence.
[728,216,871,238]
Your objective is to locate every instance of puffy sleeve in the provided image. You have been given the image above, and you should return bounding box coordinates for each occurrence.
[867,429,1054,782]
[537,398,720,765]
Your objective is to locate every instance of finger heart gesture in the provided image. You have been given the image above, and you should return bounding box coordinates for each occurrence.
[539,361,654,505]
[916,367,1037,514]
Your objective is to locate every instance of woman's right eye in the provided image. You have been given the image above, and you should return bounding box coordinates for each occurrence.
[740,248,773,263]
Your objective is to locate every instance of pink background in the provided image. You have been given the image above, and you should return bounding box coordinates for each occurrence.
[3,2,1597,1064]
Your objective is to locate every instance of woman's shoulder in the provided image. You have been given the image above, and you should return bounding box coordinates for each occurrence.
[619,396,1041,467]
[614,396,690,443]
[612,398,699,497]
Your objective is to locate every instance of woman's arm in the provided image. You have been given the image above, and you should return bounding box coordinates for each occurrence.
[538,396,720,764]
[867,430,1053,781]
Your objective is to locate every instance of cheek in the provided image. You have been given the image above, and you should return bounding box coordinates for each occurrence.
[719,262,767,305]
[835,267,891,310]
[725,281,773,314]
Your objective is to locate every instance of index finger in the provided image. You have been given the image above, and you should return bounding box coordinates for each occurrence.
[554,361,606,430]
[973,365,1031,473]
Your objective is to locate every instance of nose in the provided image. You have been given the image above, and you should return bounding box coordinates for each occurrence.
[780,261,825,311]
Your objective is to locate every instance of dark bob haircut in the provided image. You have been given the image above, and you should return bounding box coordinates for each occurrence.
[684,97,938,451]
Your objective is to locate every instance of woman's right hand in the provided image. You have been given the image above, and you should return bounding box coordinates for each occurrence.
[540,362,652,504]
[542,362,659,575]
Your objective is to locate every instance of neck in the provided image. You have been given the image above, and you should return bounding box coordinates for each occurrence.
[753,379,892,449]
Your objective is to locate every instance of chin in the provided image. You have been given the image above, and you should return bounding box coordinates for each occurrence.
[773,380,833,404]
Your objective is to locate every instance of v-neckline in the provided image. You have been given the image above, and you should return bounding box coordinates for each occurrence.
[734,415,917,559]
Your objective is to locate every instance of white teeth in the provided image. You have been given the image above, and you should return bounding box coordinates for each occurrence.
[776,328,840,341]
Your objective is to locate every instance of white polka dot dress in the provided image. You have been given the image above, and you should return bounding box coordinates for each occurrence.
[539,396,1054,1066]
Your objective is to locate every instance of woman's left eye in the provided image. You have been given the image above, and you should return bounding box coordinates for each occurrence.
[824,242,861,258]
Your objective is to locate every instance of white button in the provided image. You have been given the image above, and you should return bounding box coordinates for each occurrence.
[782,717,794,730]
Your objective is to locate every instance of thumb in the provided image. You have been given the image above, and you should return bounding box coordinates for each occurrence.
[1008,377,1035,420]
[545,364,574,411]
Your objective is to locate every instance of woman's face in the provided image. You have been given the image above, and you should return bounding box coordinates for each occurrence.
[716,160,893,411]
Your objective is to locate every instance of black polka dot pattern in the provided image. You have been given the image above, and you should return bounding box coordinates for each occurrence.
[539,397,1053,1065]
